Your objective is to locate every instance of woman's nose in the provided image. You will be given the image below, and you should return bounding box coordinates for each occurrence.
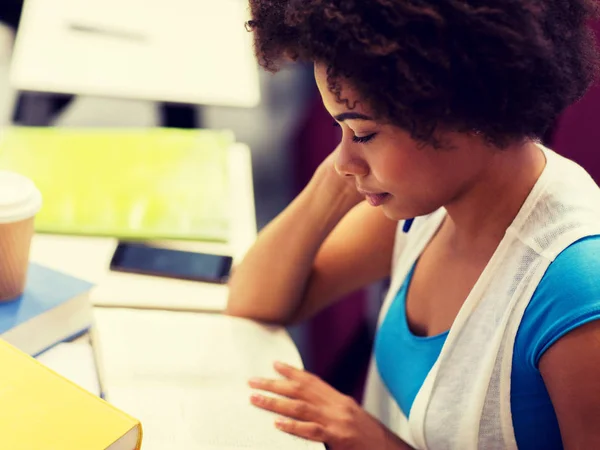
[335,143,369,177]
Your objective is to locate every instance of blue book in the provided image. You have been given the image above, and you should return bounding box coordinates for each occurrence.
[0,263,94,356]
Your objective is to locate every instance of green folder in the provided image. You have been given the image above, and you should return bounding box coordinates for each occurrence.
[0,127,233,242]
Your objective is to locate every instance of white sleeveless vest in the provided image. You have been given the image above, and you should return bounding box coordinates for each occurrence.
[363,146,600,449]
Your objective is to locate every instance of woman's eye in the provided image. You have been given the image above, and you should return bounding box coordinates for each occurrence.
[352,133,377,144]
[331,121,377,144]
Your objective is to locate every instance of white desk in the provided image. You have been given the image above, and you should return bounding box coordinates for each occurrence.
[30,143,257,312]
[10,0,260,108]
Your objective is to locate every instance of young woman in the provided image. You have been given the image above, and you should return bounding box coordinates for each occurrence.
[227,1,600,448]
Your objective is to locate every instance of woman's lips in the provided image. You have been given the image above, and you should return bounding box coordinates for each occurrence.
[358,190,391,206]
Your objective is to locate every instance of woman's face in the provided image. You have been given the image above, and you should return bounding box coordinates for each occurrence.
[314,63,494,221]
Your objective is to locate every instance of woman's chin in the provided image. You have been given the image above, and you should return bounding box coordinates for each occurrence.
[381,200,439,223]
[380,204,409,222]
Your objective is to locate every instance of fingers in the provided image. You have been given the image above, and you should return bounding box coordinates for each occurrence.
[274,417,329,443]
[273,361,305,379]
[273,362,338,399]
[251,362,341,404]
[248,364,363,446]
[250,393,320,422]
[248,377,302,398]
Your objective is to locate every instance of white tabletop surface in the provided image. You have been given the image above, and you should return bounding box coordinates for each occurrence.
[10,0,261,108]
[29,143,257,312]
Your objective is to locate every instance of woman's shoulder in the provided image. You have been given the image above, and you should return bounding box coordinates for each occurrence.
[516,235,600,369]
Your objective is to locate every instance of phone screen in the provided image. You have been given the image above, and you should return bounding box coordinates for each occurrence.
[110,243,232,283]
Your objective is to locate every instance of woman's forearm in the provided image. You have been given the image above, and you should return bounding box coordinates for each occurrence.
[226,173,359,324]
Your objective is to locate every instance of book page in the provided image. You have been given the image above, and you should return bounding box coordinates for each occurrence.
[108,384,321,450]
[92,309,324,449]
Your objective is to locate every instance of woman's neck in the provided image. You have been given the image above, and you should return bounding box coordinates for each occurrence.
[442,140,547,256]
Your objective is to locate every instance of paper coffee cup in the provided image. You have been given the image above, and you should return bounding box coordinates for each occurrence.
[0,171,42,302]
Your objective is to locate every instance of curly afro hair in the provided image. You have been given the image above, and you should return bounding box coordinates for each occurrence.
[247,0,599,147]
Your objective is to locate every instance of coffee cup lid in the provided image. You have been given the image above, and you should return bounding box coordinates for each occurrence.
[0,171,42,224]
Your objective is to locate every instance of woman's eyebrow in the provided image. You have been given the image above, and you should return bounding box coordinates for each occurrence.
[334,112,374,122]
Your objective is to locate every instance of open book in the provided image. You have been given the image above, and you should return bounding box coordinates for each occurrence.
[92,308,324,449]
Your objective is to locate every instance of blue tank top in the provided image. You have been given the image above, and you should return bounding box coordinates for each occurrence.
[374,235,600,449]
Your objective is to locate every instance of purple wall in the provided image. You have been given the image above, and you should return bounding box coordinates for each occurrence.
[550,20,600,182]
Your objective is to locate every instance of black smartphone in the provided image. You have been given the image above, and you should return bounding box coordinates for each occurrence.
[110,242,233,284]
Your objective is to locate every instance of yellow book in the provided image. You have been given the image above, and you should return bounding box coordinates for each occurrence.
[0,127,233,242]
[0,338,142,449]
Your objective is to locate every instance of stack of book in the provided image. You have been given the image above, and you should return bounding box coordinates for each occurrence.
[0,263,93,356]
[0,126,243,448]
[0,263,142,449]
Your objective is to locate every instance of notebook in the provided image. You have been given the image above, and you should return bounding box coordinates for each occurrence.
[92,308,324,450]
[0,127,233,242]
[0,338,141,450]
[90,270,228,312]
[0,263,94,356]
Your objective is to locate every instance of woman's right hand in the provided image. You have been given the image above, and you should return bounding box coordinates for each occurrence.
[312,144,365,211]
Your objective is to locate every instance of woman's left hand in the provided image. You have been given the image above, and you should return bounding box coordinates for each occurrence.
[249,361,396,450]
